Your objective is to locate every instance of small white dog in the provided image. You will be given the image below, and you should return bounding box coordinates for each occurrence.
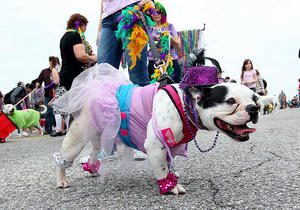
[3,104,47,136]
[256,95,279,114]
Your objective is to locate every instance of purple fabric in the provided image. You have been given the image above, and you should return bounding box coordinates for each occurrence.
[102,0,140,19]
[242,69,257,88]
[218,78,225,83]
[128,83,187,159]
[91,81,187,159]
[180,66,219,89]
[127,83,159,152]
[152,108,188,163]
[148,23,179,60]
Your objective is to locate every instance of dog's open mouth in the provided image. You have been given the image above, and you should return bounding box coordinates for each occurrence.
[214,118,256,141]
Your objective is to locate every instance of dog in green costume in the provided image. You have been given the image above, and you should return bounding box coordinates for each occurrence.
[3,104,47,136]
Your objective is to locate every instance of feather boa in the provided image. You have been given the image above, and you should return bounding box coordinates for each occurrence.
[116,3,155,70]
[150,30,174,83]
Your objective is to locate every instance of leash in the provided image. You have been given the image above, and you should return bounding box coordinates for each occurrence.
[137,10,162,65]
[14,87,36,108]
[137,10,174,85]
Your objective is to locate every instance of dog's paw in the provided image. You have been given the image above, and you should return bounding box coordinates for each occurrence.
[174,171,180,178]
[170,184,186,195]
[57,178,70,188]
[22,131,29,137]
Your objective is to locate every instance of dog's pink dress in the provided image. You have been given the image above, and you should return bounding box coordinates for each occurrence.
[53,64,191,162]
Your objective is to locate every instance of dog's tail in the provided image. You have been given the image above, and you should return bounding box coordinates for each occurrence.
[39,105,48,115]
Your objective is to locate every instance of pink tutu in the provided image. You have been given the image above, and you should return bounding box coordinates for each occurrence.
[53,63,133,180]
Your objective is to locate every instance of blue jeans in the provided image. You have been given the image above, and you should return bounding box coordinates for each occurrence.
[97,8,150,86]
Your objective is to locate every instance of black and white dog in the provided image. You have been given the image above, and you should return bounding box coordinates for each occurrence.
[53,77,259,194]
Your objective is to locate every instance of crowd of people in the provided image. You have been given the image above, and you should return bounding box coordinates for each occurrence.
[0,1,298,150]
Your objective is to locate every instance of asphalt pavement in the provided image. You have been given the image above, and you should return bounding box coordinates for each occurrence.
[0,109,299,209]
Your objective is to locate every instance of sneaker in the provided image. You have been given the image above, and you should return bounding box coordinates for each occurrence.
[44,130,52,135]
[133,150,147,161]
[50,131,64,137]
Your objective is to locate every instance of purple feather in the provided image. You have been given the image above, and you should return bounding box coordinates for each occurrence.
[75,20,80,30]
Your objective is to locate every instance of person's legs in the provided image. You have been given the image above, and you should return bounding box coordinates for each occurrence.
[126,46,150,86]
[61,116,65,132]
[54,114,62,132]
[97,12,123,69]
[64,115,70,131]
[51,114,66,137]
[44,96,55,134]
[172,59,182,83]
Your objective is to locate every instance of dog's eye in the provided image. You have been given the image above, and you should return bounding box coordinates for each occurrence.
[226,98,236,105]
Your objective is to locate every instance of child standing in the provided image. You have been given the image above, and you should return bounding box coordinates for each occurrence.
[240,59,257,92]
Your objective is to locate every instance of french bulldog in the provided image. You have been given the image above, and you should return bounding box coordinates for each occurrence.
[53,82,259,195]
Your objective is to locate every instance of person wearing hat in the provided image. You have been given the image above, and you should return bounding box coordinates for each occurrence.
[148,1,182,83]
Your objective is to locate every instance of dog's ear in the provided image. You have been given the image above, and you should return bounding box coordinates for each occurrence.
[188,86,211,103]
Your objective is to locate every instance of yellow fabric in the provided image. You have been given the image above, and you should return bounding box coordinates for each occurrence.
[128,25,148,69]
[142,2,153,13]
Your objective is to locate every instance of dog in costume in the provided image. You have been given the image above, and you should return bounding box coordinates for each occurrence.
[52,62,259,195]
[3,104,47,136]
[256,95,279,114]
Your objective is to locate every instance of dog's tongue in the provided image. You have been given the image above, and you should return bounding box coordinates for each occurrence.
[233,127,256,135]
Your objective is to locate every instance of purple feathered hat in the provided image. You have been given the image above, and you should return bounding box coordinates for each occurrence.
[179,66,219,90]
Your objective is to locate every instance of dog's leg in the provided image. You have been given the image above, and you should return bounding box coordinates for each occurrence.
[36,125,43,136]
[82,131,102,177]
[144,120,186,195]
[54,106,100,188]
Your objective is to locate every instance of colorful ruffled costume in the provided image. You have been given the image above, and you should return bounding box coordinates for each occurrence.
[116,2,156,70]
[53,64,190,160]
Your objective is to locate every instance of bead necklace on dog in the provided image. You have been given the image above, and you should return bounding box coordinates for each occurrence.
[179,66,221,153]
[182,89,219,153]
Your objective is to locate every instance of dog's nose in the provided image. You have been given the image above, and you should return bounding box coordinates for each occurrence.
[246,104,259,114]
[246,104,259,123]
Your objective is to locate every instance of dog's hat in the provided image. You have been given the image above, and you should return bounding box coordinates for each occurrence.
[179,66,219,89]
